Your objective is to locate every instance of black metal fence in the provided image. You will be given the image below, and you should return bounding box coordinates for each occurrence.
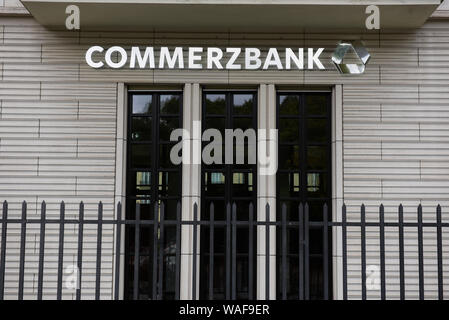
[0,200,446,300]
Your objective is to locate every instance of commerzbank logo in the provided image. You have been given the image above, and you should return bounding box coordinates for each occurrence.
[85,42,370,75]
[332,40,371,75]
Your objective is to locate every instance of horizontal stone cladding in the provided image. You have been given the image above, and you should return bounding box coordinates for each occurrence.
[0,15,448,299]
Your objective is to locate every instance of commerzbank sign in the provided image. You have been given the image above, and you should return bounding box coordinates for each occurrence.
[85,42,371,74]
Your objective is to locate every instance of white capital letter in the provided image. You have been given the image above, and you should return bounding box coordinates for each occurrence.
[285,48,304,70]
[226,48,242,70]
[105,46,127,69]
[245,48,262,70]
[308,48,325,70]
[189,47,203,69]
[130,47,155,69]
[207,48,223,69]
[85,46,104,68]
[159,47,184,69]
[263,48,283,70]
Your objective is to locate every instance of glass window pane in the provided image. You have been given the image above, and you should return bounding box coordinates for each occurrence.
[127,197,152,220]
[203,172,225,196]
[279,119,299,142]
[308,200,329,222]
[278,172,300,198]
[160,94,180,114]
[307,119,327,144]
[279,145,300,169]
[232,172,254,197]
[202,199,225,221]
[132,95,152,115]
[135,171,151,195]
[159,143,177,168]
[159,117,181,141]
[131,117,152,141]
[204,117,225,136]
[279,94,300,116]
[158,171,181,197]
[232,118,254,131]
[276,200,300,222]
[162,199,181,221]
[306,146,327,170]
[233,94,253,115]
[131,144,151,168]
[205,94,226,115]
[307,173,328,198]
[306,94,327,116]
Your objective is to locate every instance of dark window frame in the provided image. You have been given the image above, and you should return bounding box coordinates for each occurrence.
[124,90,183,300]
[276,91,333,300]
[199,90,258,300]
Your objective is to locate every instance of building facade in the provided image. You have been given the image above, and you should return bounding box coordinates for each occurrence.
[0,0,449,300]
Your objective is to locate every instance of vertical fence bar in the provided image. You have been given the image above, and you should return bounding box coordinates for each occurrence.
[209,202,214,300]
[265,203,270,300]
[436,204,443,300]
[192,203,198,300]
[152,202,159,300]
[226,203,231,300]
[158,202,165,300]
[342,204,347,300]
[18,201,27,300]
[232,203,237,300]
[281,203,287,300]
[57,201,65,300]
[398,204,405,300]
[323,203,329,300]
[379,204,386,300]
[418,204,424,300]
[37,201,46,300]
[76,201,84,300]
[114,202,122,300]
[361,204,366,300]
[304,203,309,300]
[298,203,304,300]
[248,202,254,300]
[0,201,7,300]
[175,201,181,300]
[133,203,141,300]
[95,202,103,300]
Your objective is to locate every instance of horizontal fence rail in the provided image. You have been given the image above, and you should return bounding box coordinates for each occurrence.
[0,200,446,300]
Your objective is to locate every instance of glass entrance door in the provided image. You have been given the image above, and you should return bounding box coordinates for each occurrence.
[276,92,332,299]
[125,91,182,300]
[199,91,257,299]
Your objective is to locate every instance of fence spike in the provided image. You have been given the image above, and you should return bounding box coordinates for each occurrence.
[398,203,405,300]
[57,200,65,300]
[418,203,424,300]
[379,204,386,300]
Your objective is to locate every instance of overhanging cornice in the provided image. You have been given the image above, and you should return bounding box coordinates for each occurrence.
[20,0,442,31]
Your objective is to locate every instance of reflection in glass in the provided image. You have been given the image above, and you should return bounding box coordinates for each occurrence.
[279,145,300,169]
[279,95,300,115]
[159,117,180,141]
[306,146,327,170]
[136,171,151,194]
[131,117,152,141]
[131,144,151,168]
[279,119,299,142]
[133,95,152,114]
[233,94,253,115]
[307,173,320,192]
[306,119,327,144]
[306,95,327,116]
[205,94,226,115]
[160,94,180,114]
